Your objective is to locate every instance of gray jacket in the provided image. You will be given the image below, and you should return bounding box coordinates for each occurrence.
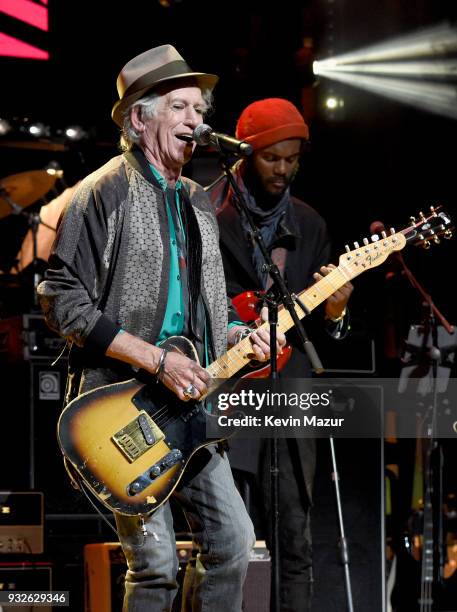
[38,150,231,399]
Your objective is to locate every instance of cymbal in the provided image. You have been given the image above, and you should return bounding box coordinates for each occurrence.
[0,170,57,219]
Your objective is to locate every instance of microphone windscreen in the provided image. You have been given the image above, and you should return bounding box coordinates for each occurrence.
[193,124,213,146]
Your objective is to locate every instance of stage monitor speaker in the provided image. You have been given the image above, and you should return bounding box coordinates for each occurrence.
[0,562,52,611]
[84,541,270,612]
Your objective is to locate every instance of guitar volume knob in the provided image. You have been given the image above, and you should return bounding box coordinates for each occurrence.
[128,482,141,496]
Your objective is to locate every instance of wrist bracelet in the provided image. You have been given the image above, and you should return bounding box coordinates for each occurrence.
[327,307,347,323]
[154,347,168,376]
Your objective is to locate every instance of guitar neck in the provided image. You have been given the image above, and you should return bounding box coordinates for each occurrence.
[204,208,450,393]
[205,265,350,386]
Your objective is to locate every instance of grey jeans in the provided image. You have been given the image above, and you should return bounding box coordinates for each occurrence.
[115,445,255,611]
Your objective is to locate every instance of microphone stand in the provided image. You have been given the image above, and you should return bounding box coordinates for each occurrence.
[396,254,454,606]
[217,152,326,612]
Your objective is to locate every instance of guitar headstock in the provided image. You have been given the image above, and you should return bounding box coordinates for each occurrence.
[338,206,452,279]
[403,206,452,249]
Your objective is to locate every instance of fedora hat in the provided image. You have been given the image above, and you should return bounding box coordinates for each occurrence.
[112,44,219,127]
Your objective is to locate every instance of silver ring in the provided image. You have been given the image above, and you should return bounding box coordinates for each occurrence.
[183,384,197,398]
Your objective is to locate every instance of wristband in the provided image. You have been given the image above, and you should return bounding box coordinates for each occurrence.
[327,307,347,323]
[154,347,168,376]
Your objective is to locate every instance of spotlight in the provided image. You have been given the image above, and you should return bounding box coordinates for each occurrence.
[27,122,50,138]
[313,22,457,120]
[322,93,345,121]
[325,96,341,109]
[64,125,87,141]
[45,161,64,178]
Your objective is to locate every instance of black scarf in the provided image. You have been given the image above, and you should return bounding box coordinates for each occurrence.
[231,163,291,288]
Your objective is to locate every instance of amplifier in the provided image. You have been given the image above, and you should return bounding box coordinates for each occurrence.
[22,314,66,360]
[0,492,43,554]
[0,316,22,363]
[244,541,270,612]
[0,562,52,612]
[84,540,270,612]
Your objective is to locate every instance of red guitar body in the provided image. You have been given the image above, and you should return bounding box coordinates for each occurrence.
[232,290,292,379]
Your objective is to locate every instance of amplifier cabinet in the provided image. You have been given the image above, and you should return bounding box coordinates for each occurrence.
[0,491,43,554]
[0,562,52,611]
[84,541,270,612]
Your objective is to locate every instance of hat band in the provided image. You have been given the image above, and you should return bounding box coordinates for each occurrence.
[121,59,193,98]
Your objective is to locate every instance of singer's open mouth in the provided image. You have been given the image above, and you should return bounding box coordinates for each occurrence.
[176,134,193,143]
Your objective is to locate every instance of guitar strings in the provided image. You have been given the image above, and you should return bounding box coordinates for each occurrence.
[150,269,345,429]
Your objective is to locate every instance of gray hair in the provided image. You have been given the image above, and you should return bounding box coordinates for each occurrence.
[120,88,214,151]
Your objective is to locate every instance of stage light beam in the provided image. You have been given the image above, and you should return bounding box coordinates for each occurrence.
[313,23,457,120]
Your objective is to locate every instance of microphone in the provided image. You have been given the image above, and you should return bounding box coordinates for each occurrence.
[192,124,253,156]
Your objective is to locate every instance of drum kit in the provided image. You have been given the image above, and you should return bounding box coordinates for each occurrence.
[0,168,61,317]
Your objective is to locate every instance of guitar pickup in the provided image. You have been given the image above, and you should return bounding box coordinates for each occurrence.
[112,411,164,462]
[138,413,155,445]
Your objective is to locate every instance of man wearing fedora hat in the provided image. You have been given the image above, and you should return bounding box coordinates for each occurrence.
[38,46,285,611]
[209,97,353,611]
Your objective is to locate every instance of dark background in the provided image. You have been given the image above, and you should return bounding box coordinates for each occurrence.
[1,0,456,326]
[1,1,456,610]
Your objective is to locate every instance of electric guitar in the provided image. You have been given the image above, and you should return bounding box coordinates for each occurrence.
[57,208,452,515]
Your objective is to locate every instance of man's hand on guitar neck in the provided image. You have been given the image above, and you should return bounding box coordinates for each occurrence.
[313,264,354,321]
[106,330,210,402]
[228,323,286,361]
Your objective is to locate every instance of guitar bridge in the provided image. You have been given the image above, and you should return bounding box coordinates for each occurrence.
[127,449,183,497]
[112,411,164,462]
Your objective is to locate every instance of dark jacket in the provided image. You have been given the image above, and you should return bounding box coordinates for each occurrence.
[212,188,334,502]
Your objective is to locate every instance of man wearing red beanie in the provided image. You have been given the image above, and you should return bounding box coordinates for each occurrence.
[208,98,353,611]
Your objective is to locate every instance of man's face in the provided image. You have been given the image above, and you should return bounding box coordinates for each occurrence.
[142,86,207,170]
[251,139,301,197]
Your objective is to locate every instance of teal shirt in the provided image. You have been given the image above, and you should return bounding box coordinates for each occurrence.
[150,165,186,344]
[150,165,244,364]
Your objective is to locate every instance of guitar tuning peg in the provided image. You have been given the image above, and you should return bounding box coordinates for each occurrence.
[420,211,426,221]
[433,235,440,244]
[430,205,437,216]
[390,228,395,235]
[410,216,416,223]
[363,238,369,246]
[345,244,351,252]
[423,240,431,250]
[444,229,453,239]
[353,241,360,249]
[381,231,387,239]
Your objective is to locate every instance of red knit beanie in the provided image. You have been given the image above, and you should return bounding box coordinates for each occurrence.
[235,98,309,150]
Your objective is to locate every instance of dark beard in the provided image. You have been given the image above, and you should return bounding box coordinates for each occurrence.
[243,167,288,210]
